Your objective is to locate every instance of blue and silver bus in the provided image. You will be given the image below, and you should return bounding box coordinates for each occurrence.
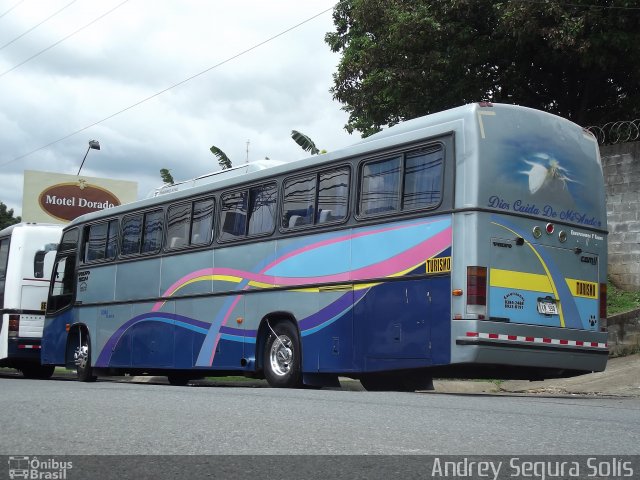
[41,103,608,390]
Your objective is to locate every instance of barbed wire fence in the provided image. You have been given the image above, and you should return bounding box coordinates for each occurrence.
[585,120,640,146]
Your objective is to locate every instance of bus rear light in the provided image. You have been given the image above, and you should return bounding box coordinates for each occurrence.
[599,283,607,320]
[8,314,19,337]
[532,226,542,239]
[546,223,554,234]
[467,266,487,315]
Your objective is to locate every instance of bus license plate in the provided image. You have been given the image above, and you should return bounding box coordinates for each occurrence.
[537,301,558,315]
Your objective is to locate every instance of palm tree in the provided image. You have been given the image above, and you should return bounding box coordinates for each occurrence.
[210,145,233,170]
[291,130,322,155]
[159,168,174,185]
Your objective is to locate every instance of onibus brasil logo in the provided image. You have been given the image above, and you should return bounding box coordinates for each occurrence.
[8,456,72,479]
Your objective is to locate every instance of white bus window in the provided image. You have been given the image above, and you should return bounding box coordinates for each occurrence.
[360,157,401,215]
[0,238,8,279]
[403,147,443,210]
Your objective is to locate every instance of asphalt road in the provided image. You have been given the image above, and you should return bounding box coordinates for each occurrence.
[1,373,639,456]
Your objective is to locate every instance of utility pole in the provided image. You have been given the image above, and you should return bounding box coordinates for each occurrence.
[246,139,250,164]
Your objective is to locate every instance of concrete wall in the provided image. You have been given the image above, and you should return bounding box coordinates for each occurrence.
[600,142,640,291]
[607,308,640,356]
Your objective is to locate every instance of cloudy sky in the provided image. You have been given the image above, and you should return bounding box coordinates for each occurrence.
[0,0,358,215]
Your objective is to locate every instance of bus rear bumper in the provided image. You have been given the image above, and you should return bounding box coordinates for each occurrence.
[451,320,609,375]
[7,338,40,363]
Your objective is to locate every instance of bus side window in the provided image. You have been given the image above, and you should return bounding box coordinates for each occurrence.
[105,220,119,259]
[167,203,190,249]
[282,175,315,229]
[121,214,142,255]
[191,198,214,245]
[0,238,8,308]
[402,146,443,211]
[317,167,349,223]
[360,157,401,215]
[141,210,164,253]
[34,250,46,278]
[84,220,119,262]
[220,191,247,242]
[248,183,276,236]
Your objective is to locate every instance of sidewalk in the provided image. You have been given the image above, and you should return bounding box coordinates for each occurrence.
[432,353,640,397]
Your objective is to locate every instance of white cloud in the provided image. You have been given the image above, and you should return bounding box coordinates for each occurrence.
[0,0,357,214]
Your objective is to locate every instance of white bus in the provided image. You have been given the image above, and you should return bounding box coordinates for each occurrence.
[0,223,62,378]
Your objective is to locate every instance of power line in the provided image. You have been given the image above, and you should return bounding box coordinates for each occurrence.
[0,0,129,78]
[0,0,77,52]
[0,0,24,19]
[2,4,336,167]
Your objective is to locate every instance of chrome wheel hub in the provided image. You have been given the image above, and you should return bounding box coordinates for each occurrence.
[269,335,293,377]
[74,344,88,369]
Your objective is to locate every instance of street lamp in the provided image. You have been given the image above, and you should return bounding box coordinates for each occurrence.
[77,139,101,175]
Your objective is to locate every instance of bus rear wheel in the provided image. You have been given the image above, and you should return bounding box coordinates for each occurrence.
[263,321,302,388]
[167,374,190,386]
[360,374,434,392]
[74,332,96,382]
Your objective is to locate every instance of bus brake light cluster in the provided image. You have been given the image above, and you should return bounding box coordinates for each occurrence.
[466,266,487,317]
[8,314,19,337]
[599,283,607,321]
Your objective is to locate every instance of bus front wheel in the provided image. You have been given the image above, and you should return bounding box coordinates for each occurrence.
[263,321,302,388]
[74,331,96,382]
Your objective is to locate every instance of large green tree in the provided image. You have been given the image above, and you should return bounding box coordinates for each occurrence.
[0,201,21,230]
[326,0,640,136]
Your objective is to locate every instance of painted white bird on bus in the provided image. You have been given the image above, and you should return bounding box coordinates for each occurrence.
[520,153,575,194]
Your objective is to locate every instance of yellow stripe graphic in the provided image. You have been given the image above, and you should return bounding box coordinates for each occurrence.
[490,269,553,293]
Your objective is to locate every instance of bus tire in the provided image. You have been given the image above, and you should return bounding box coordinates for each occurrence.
[263,321,302,388]
[167,374,190,386]
[75,331,97,382]
[360,373,433,392]
[21,364,55,380]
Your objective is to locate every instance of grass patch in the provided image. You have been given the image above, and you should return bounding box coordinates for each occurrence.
[607,279,640,316]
